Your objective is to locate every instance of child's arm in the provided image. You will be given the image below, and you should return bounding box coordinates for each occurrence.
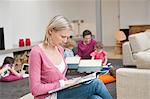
[90,52,95,60]
[0,66,10,74]
[103,56,108,66]
[91,56,95,60]
[8,66,22,77]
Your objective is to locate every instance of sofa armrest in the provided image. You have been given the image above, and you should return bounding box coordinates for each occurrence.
[122,42,136,66]
[116,68,150,99]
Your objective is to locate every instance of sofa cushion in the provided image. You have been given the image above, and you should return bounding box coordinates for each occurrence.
[20,93,34,99]
[129,33,150,53]
[116,68,150,99]
[135,51,150,69]
[145,31,150,39]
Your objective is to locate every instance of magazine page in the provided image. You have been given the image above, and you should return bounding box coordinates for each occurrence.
[48,72,97,94]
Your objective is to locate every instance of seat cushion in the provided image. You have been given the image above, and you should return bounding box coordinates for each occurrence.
[145,31,150,39]
[116,68,150,99]
[20,93,34,99]
[129,33,150,53]
[135,51,150,69]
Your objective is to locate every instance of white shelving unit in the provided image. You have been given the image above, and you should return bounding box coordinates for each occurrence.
[0,45,34,65]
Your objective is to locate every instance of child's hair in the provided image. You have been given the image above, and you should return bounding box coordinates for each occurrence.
[14,55,24,73]
[2,56,14,66]
[64,39,74,49]
[95,41,103,50]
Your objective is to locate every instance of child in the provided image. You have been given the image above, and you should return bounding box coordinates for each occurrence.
[64,39,75,58]
[0,56,28,82]
[90,41,107,65]
[14,55,24,73]
[14,52,29,74]
[90,41,116,77]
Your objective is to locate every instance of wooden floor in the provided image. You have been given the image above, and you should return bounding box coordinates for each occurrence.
[104,46,122,59]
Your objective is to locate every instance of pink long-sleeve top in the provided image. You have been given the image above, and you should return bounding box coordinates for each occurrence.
[29,45,68,99]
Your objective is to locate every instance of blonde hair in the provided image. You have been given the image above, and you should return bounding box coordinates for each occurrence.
[44,15,72,46]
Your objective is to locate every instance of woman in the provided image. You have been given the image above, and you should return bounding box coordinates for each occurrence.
[29,15,112,99]
[77,30,96,59]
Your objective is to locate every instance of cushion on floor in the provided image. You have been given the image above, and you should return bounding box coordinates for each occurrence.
[98,74,116,84]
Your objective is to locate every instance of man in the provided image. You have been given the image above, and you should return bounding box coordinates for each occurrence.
[77,30,96,59]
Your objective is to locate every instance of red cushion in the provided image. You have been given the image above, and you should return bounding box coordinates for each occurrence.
[98,74,116,84]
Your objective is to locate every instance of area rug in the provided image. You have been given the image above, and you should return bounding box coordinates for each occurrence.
[0,59,123,99]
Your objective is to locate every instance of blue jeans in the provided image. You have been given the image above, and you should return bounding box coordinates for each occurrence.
[57,79,112,99]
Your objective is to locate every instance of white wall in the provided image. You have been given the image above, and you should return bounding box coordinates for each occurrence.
[101,0,150,46]
[0,1,13,49]
[120,0,148,29]
[101,0,119,46]
[1,0,150,49]
[148,0,150,23]
[0,0,96,49]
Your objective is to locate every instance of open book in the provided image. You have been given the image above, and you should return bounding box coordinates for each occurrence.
[65,57,81,69]
[48,72,100,94]
[0,64,11,78]
[79,59,102,67]
[78,59,102,73]
[65,57,81,64]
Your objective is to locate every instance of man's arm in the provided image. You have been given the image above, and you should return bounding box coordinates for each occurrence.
[76,43,82,57]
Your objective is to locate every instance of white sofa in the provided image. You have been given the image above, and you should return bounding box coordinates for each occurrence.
[116,68,150,99]
[20,93,34,99]
[123,32,150,68]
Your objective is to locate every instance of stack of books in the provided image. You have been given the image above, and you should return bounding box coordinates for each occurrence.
[78,59,102,73]
[65,57,81,69]
[65,57,102,73]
